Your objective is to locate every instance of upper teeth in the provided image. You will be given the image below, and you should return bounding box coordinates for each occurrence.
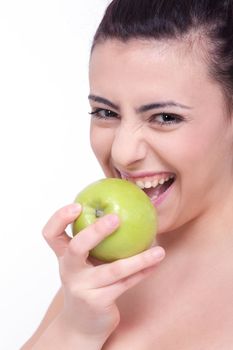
[135,176,174,189]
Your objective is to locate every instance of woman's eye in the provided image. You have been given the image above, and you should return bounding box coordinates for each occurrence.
[89,108,118,120]
[150,113,183,126]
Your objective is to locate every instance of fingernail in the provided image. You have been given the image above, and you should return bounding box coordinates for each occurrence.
[105,214,119,228]
[71,203,82,214]
[152,247,165,260]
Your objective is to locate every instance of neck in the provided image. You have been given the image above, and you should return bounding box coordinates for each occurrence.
[156,187,233,259]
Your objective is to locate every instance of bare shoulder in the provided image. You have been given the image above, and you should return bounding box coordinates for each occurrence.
[20,288,64,349]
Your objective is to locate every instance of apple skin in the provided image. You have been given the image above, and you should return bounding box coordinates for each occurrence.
[72,178,158,262]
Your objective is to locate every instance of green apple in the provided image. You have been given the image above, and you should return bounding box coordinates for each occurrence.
[72,178,158,262]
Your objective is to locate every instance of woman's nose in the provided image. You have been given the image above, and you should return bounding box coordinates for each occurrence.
[111,122,147,169]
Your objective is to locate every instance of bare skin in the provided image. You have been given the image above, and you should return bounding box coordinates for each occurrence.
[103,203,233,349]
[21,205,165,350]
[23,202,233,349]
[88,38,233,348]
[21,38,233,349]
[22,212,233,349]
[21,289,64,349]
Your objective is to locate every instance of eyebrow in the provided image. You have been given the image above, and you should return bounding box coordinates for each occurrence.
[137,101,191,112]
[88,94,191,112]
[88,95,118,109]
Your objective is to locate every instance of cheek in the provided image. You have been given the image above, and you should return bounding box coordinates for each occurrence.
[90,125,104,159]
[148,131,199,173]
[147,128,220,200]
[90,124,114,167]
[155,121,225,172]
[160,126,229,200]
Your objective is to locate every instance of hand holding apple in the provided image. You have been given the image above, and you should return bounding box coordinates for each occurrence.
[42,201,164,343]
[72,178,158,261]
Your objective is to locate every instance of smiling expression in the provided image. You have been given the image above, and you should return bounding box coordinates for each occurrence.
[88,38,233,234]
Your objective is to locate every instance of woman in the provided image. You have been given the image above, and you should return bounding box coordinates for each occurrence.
[22,0,233,348]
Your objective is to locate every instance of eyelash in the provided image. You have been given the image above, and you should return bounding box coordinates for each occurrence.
[89,108,118,120]
[89,108,184,126]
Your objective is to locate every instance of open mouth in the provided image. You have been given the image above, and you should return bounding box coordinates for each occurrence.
[142,176,175,201]
[115,168,176,202]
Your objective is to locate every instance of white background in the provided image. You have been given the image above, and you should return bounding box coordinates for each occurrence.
[0,1,110,348]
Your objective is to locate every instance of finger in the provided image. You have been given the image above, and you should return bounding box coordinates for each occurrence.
[65,214,120,268]
[42,203,82,257]
[91,246,165,288]
[94,264,160,307]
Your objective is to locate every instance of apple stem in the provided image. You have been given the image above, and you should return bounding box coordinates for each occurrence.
[95,209,104,218]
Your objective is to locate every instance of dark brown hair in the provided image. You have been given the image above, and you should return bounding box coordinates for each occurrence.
[92,0,233,107]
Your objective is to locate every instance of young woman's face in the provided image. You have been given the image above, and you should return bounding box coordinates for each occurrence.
[88,39,233,234]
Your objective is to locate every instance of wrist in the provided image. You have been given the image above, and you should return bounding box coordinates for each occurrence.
[32,314,108,350]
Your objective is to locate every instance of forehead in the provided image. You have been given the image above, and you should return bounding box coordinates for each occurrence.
[89,38,213,105]
[89,38,207,77]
